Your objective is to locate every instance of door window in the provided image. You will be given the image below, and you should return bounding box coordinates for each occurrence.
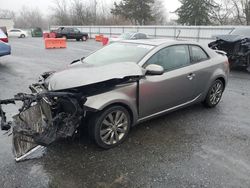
[145,45,190,71]
[189,45,209,63]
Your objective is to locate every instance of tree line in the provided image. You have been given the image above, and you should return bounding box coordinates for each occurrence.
[0,0,250,29]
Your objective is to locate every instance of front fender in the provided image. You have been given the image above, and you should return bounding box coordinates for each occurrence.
[84,83,139,125]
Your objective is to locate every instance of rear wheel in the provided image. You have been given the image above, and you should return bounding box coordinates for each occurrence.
[88,105,131,149]
[76,38,80,41]
[20,34,25,38]
[203,79,224,108]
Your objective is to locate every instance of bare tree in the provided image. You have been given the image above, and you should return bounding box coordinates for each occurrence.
[210,0,235,25]
[150,0,168,25]
[51,0,71,25]
[0,9,15,19]
[231,0,250,25]
[14,6,47,29]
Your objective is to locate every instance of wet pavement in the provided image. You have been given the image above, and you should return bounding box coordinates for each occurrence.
[0,38,250,188]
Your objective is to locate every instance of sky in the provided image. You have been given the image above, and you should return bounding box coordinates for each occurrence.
[2,0,181,19]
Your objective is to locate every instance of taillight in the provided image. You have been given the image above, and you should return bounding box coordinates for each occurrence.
[0,38,8,43]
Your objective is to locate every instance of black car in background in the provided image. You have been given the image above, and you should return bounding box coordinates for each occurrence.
[209,27,250,71]
[54,27,89,41]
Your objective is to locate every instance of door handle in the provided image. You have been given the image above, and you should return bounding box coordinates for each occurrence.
[187,73,196,80]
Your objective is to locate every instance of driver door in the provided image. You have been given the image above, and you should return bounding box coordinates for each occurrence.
[139,45,197,119]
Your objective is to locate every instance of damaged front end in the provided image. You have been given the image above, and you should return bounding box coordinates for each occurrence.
[1,62,145,161]
[0,76,87,161]
[209,36,250,71]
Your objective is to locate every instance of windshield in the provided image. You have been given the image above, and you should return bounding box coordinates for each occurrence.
[119,32,135,39]
[83,42,154,65]
[231,28,250,36]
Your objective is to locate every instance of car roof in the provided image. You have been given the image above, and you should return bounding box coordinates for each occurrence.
[120,38,200,47]
[9,28,22,31]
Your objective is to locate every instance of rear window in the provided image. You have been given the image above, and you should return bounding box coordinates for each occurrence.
[0,29,7,38]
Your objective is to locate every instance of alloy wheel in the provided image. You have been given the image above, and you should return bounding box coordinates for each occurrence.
[209,81,223,105]
[100,110,128,145]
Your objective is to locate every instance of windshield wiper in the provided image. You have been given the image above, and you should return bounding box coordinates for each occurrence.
[71,57,85,65]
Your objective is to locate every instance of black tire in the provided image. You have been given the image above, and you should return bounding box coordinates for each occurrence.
[82,36,87,41]
[76,38,80,41]
[88,105,131,149]
[20,34,25,38]
[203,79,224,108]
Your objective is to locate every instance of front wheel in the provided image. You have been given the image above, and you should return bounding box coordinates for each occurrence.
[88,106,131,149]
[203,79,224,108]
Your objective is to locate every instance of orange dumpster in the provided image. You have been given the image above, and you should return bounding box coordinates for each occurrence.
[95,35,103,42]
[45,38,66,49]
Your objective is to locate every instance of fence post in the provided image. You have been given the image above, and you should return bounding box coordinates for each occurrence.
[89,27,92,39]
[174,26,177,39]
[154,27,157,38]
[197,27,201,42]
[110,27,112,37]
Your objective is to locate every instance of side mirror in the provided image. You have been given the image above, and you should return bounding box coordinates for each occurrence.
[145,64,164,75]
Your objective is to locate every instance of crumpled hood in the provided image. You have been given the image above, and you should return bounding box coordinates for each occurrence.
[213,34,246,42]
[47,62,145,91]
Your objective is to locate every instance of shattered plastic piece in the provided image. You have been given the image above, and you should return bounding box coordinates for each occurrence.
[15,145,46,162]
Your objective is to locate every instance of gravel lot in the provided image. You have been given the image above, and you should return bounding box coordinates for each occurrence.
[0,38,250,188]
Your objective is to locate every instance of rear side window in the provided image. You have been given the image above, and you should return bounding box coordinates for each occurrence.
[190,45,209,63]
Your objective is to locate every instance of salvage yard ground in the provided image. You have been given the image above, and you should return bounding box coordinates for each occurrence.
[0,38,250,188]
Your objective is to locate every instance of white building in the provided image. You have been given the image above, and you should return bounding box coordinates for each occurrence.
[0,18,14,30]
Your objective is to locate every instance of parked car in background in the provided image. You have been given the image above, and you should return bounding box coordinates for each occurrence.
[0,39,229,160]
[0,40,11,57]
[54,27,89,41]
[109,32,148,43]
[8,29,28,38]
[209,27,250,71]
[0,29,8,43]
[31,27,43,37]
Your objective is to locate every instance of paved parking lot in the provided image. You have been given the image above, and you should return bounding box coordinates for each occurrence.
[0,38,250,188]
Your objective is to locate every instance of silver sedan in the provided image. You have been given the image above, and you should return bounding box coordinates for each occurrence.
[48,39,229,148]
